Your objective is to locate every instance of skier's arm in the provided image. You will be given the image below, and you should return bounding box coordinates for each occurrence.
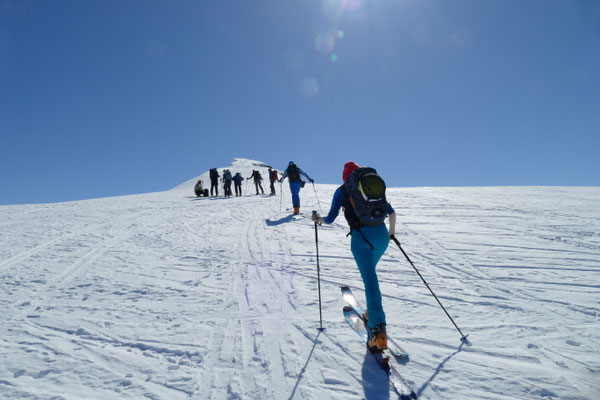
[388,211,396,237]
[313,187,343,224]
[297,167,314,183]
[279,169,288,182]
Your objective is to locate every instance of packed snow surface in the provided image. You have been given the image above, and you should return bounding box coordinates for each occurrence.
[1,158,599,399]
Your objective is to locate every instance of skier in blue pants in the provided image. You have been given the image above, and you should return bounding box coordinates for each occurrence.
[312,161,396,352]
[279,161,314,214]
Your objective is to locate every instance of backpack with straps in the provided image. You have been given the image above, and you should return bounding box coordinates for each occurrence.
[288,164,300,182]
[344,167,388,227]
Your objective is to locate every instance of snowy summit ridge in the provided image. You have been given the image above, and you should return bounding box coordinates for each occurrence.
[172,158,281,192]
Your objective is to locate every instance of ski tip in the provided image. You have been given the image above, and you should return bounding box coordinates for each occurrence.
[342,305,354,312]
[340,285,350,291]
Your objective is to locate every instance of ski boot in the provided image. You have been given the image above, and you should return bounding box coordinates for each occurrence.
[293,206,300,215]
[367,323,388,353]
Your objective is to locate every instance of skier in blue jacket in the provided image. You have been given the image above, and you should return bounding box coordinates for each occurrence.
[232,173,244,196]
[279,161,314,214]
[312,161,396,352]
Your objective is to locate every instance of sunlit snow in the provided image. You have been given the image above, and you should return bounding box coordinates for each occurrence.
[1,158,599,399]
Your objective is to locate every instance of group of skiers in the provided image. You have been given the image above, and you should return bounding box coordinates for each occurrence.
[200,160,394,352]
[206,166,284,198]
[199,162,320,219]
[208,168,246,197]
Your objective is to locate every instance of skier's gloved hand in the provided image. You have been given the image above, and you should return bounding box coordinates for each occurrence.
[310,178,314,183]
[311,213,320,223]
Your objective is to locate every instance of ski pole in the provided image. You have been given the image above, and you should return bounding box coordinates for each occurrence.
[313,210,325,331]
[312,182,322,215]
[390,235,469,343]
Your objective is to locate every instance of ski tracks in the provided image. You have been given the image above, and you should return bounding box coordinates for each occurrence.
[196,199,359,399]
[2,196,209,399]
[384,188,600,399]
[198,201,293,399]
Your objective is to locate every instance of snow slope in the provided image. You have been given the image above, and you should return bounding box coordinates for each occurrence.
[1,159,599,399]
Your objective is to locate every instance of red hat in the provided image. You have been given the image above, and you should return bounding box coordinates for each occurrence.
[342,161,360,182]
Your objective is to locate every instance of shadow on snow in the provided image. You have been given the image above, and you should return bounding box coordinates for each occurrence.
[265,215,297,226]
[288,330,323,400]
[361,350,391,400]
[416,340,467,398]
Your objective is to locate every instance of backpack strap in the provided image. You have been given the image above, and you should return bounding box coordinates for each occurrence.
[340,185,375,250]
[345,226,375,250]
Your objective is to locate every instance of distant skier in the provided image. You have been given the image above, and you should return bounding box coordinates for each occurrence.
[268,167,278,196]
[279,161,313,214]
[312,161,396,353]
[232,172,244,197]
[194,180,208,197]
[209,168,220,197]
[223,169,233,197]
[247,170,265,195]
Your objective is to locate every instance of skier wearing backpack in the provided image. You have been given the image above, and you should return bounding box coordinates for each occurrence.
[232,172,244,196]
[247,170,265,195]
[312,161,396,353]
[268,167,278,196]
[279,161,314,214]
[223,169,233,197]
[209,168,220,197]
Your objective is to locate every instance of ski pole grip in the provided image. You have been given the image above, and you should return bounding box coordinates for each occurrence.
[312,210,321,225]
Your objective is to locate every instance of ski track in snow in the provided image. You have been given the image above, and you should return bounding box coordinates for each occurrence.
[1,160,599,399]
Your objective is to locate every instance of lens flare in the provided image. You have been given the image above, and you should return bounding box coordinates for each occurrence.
[315,32,336,54]
[298,77,319,98]
[341,0,362,11]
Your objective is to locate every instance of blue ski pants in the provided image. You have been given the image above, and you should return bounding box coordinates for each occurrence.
[351,224,389,328]
[289,181,302,208]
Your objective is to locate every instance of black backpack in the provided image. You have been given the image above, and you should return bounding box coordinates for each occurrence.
[288,164,300,182]
[344,167,388,227]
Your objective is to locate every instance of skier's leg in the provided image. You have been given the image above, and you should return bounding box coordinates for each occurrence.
[351,225,389,328]
[290,182,301,208]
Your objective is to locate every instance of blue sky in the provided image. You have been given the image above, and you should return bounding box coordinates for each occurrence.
[1,0,599,204]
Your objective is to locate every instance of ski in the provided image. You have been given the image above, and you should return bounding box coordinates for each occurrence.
[343,306,418,399]
[341,285,409,359]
